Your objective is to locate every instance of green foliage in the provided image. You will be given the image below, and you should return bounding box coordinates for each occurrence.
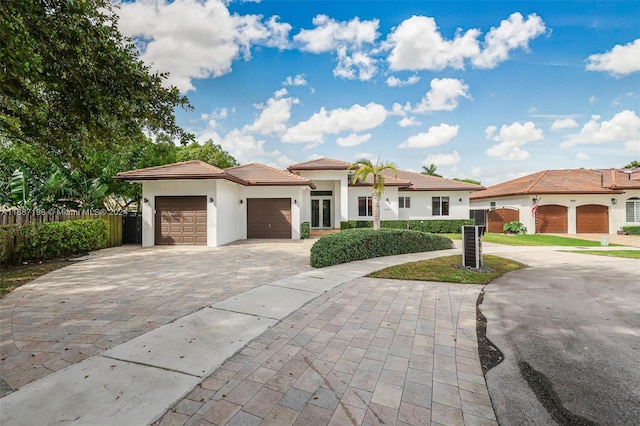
[177,139,238,169]
[421,164,442,177]
[349,158,398,230]
[340,219,474,233]
[623,161,640,169]
[503,221,527,234]
[622,226,640,235]
[1,219,108,264]
[453,177,482,186]
[310,228,453,268]
[300,222,310,239]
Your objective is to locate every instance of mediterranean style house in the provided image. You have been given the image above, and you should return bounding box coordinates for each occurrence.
[114,158,483,246]
[469,168,640,234]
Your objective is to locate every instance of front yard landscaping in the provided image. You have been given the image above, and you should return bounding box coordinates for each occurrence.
[368,254,526,284]
[448,233,617,246]
[562,250,640,259]
[0,260,74,298]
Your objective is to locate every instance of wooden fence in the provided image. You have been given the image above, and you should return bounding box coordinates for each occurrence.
[1,210,122,247]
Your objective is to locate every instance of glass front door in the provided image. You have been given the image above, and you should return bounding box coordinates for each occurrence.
[311,198,331,228]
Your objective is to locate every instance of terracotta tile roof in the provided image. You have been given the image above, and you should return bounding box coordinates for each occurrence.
[601,169,640,189]
[384,169,485,191]
[348,172,412,187]
[287,158,353,171]
[225,163,316,188]
[113,160,246,184]
[470,169,636,200]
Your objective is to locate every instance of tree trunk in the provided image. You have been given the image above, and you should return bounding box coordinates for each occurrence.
[372,192,381,230]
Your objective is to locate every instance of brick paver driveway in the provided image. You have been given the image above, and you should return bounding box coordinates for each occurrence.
[0,240,314,391]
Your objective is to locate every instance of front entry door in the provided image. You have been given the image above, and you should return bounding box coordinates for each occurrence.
[311,198,331,228]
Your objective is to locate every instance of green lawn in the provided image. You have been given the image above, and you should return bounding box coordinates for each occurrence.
[368,254,526,284]
[480,233,615,246]
[562,250,640,259]
[1,261,71,298]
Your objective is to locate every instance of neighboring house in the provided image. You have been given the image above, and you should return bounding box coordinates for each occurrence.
[115,158,484,246]
[469,169,640,234]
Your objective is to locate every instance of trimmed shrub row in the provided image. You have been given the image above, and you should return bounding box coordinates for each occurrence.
[310,228,454,268]
[622,226,640,235]
[340,219,474,233]
[301,222,310,239]
[0,219,109,265]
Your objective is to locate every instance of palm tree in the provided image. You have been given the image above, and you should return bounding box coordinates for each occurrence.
[349,158,398,230]
[421,163,442,177]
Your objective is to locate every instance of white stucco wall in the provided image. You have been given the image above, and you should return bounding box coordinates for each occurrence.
[470,191,640,234]
[347,187,399,221]
[397,191,474,220]
[215,180,243,246]
[296,170,349,227]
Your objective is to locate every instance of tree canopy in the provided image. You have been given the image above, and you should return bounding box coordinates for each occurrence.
[624,161,640,168]
[350,159,398,230]
[421,164,442,177]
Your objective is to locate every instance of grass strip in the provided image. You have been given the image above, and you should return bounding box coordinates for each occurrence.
[561,250,640,259]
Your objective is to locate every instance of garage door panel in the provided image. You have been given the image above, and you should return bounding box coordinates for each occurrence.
[155,196,207,245]
[536,205,567,233]
[247,198,292,239]
[576,205,608,233]
[487,208,519,233]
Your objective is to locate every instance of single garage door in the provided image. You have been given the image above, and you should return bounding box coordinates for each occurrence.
[247,198,292,239]
[487,207,519,233]
[155,196,207,245]
[576,204,609,233]
[536,204,568,233]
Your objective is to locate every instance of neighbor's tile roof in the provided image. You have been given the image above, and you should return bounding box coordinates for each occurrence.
[470,169,640,200]
[385,169,485,191]
[287,158,353,171]
[113,160,246,184]
[601,169,640,189]
[225,163,316,188]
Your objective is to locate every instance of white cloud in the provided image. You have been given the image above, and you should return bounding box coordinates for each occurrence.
[472,13,546,68]
[560,110,640,154]
[198,128,291,168]
[586,39,640,76]
[576,153,590,160]
[398,117,421,127]
[589,95,597,105]
[414,78,471,112]
[389,102,412,117]
[354,152,374,160]
[281,102,387,145]
[283,74,308,86]
[245,89,298,135]
[336,133,371,147]
[386,75,421,87]
[117,0,291,93]
[385,13,545,71]
[334,47,378,81]
[423,150,461,166]
[399,123,459,148]
[551,118,579,131]
[486,121,544,160]
[294,15,379,53]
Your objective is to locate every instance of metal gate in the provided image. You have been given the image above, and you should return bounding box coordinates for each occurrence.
[122,213,142,244]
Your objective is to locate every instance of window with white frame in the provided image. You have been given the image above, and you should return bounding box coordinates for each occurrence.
[399,196,411,209]
[627,197,640,222]
[490,201,496,210]
[432,196,450,216]
[358,196,373,217]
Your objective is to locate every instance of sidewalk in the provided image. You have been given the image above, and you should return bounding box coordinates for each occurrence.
[0,247,496,425]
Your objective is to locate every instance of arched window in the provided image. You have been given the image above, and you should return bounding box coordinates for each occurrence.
[627,197,640,222]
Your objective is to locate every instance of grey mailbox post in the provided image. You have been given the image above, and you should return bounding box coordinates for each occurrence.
[462,225,484,269]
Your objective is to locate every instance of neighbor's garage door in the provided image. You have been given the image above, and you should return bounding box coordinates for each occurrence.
[576,204,609,233]
[155,196,207,245]
[487,207,519,233]
[536,204,568,233]
[247,198,292,239]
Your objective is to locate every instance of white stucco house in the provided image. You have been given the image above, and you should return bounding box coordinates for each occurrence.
[114,158,483,246]
[469,168,640,234]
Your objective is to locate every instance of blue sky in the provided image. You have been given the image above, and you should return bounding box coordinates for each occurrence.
[117,0,640,185]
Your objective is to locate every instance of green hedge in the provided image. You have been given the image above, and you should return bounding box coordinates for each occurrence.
[0,219,109,265]
[622,226,640,235]
[301,222,310,239]
[310,228,453,268]
[340,219,474,233]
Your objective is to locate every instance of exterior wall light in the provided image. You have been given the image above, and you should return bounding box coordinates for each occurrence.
[239,199,244,204]
[611,198,617,205]
[143,198,149,203]
[209,197,215,203]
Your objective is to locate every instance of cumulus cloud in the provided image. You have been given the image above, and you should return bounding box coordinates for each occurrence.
[423,150,461,166]
[560,110,640,154]
[551,118,579,131]
[336,133,372,147]
[117,0,291,93]
[283,74,308,86]
[385,12,545,71]
[334,47,378,80]
[281,102,387,145]
[414,78,471,112]
[398,123,459,148]
[245,89,298,135]
[486,121,544,160]
[386,75,421,87]
[294,15,379,53]
[199,128,292,168]
[586,39,640,76]
[398,117,421,127]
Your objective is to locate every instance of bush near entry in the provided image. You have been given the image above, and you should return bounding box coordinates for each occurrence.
[0,219,108,264]
[622,226,640,235]
[310,228,453,268]
[340,219,474,233]
[503,221,527,234]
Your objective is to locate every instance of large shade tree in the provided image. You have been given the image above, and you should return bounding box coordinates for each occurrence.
[350,159,398,230]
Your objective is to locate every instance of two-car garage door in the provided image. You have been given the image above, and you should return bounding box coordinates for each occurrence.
[535,204,609,234]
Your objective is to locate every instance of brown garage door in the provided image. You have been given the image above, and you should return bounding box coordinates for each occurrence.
[576,205,609,233]
[247,198,292,239]
[487,207,520,233]
[536,204,568,233]
[155,196,207,245]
